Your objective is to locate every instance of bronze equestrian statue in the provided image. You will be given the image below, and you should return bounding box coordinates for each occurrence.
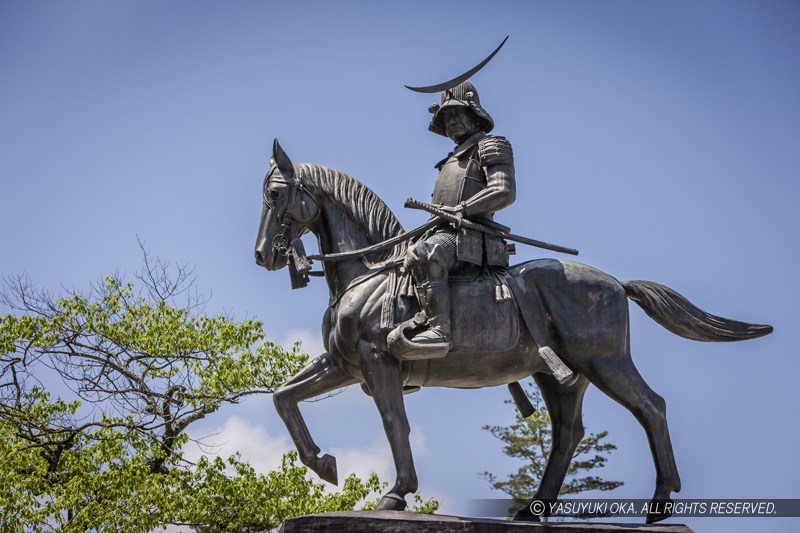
[254,41,772,524]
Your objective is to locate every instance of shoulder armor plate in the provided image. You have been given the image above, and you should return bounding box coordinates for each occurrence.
[477,136,513,167]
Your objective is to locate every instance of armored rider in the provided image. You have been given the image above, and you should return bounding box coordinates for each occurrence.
[404,80,515,354]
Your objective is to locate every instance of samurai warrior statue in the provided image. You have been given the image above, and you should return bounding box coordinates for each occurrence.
[403,80,516,355]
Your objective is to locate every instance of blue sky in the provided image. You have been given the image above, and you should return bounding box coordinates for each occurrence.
[1,1,798,531]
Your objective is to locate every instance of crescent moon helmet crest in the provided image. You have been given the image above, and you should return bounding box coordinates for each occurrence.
[404,35,509,94]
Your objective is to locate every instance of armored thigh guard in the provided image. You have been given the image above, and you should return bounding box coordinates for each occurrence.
[405,228,458,280]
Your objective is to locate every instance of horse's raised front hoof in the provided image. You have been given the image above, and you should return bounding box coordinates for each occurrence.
[645,498,674,524]
[375,493,407,511]
[313,453,338,486]
[512,504,542,522]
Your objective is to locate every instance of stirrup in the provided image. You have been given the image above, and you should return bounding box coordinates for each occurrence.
[387,315,452,361]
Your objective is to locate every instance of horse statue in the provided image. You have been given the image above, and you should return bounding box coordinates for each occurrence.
[254,139,772,523]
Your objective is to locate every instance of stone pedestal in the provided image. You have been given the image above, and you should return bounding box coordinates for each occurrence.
[279,510,694,532]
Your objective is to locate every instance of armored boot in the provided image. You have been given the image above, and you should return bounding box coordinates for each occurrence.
[408,280,453,348]
[387,279,453,360]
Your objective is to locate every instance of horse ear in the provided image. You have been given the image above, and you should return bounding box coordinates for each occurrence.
[273,138,294,173]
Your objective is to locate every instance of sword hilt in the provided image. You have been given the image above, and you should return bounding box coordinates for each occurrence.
[404,198,461,225]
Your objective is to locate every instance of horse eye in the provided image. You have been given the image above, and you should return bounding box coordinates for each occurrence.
[264,188,280,207]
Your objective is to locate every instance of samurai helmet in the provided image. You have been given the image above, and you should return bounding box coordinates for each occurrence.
[428,80,494,137]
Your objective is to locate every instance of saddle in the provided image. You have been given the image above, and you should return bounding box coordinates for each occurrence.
[384,264,576,384]
[384,266,519,357]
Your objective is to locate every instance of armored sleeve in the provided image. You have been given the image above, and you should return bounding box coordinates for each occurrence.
[460,136,516,217]
[477,136,514,167]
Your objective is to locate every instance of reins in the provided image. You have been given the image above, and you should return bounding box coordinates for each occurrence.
[308,219,441,262]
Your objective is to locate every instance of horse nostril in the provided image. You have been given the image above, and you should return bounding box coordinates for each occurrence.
[255,250,265,265]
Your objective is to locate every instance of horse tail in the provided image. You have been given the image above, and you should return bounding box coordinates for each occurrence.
[622,280,773,342]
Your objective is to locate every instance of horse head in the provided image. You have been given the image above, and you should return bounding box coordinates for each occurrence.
[255,138,319,271]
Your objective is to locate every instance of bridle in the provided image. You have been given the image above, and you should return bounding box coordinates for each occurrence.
[264,164,320,288]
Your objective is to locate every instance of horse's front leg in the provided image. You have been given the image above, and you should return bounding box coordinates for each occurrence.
[273,352,357,485]
[358,340,418,510]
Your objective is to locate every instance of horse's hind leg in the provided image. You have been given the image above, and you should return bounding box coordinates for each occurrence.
[513,373,590,522]
[584,352,681,523]
[273,352,357,485]
[358,340,417,511]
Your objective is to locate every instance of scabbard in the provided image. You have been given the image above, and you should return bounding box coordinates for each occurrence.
[404,198,579,256]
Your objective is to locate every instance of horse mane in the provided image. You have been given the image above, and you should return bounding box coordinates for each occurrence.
[295,163,407,264]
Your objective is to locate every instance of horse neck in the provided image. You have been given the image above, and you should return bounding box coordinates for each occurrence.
[311,204,374,297]
[298,164,405,299]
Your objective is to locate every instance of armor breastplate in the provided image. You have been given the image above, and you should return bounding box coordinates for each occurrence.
[431,146,484,207]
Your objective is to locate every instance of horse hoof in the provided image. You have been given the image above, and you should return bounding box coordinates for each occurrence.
[513,505,542,522]
[645,498,674,524]
[375,493,407,511]
[315,454,338,486]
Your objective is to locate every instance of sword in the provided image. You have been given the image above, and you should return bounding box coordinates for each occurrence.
[404,198,579,256]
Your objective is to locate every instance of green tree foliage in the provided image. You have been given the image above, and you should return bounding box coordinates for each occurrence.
[0,253,436,531]
[481,383,623,508]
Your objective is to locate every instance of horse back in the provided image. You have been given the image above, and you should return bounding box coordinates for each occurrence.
[510,259,630,355]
